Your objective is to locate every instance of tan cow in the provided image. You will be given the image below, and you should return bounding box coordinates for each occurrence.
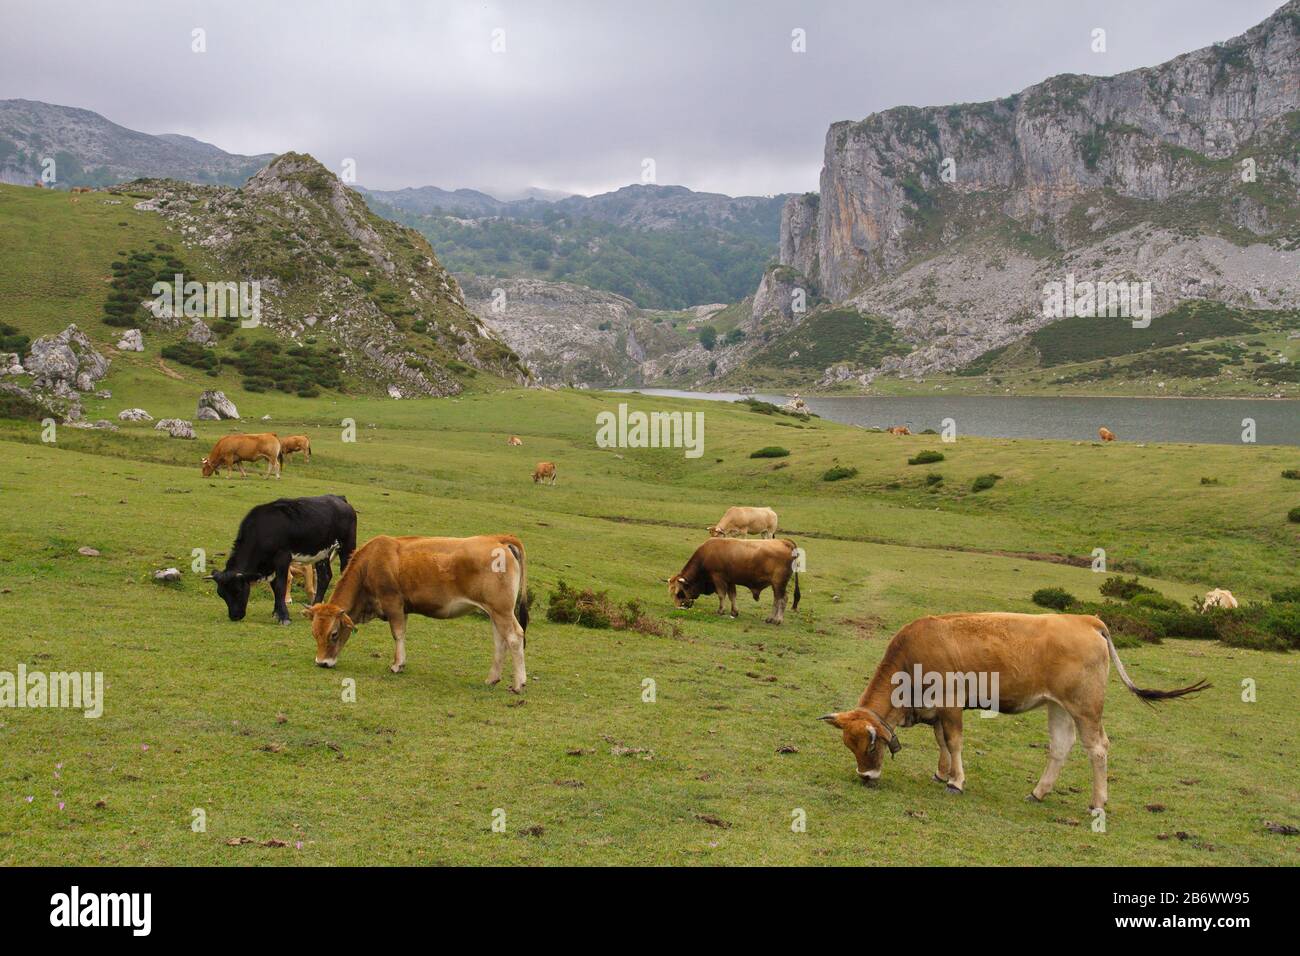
[820,612,1207,808]
[201,433,282,478]
[668,537,801,624]
[507,435,523,446]
[303,534,529,691]
[71,186,93,194]
[885,426,911,436]
[707,506,779,539]
[278,434,312,463]
[532,461,557,485]
[262,561,316,605]
[1202,588,1238,610]
[1098,427,1117,442]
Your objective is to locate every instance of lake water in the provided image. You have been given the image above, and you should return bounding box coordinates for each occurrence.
[613,389,1300,446]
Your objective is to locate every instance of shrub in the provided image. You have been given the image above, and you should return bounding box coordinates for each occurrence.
[1270,586,1300,603]
[1288,507,1300,524]
[1032,587,1077,610]
[908,450,945,465]
[1129,591,1185,613]
[970,473,1001,492]
[821,465,858,482]
[1199,477,1219,485]
[925,473,943,486]
[545,581,680,637]
[161,342,220,371]
[749,446,790,458]
[698,326,717,351]
[1282,469,1300,480]
[1099,575,1155,601]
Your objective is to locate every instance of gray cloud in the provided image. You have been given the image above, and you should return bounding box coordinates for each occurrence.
[0,0,1283,196]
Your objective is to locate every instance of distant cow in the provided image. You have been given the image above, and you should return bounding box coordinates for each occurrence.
[507,435,523,446]
[708,506,778,539]
[819,612,1207,807]
[886,426,911,436]
[668,537,801,624]
[210,495,357,625]
[1098,427,1117,442]
[278,434,311,463]
[71,186,92,194]
[1202,588,1238,610]
[202,433,282,478]
[303,534,529,691]
[533,461,557,484]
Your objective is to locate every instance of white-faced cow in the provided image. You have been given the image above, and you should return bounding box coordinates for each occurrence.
[820,612,1208,808]
[707,506,778,539]
[210,495,357,625]
[303,534,530,692]
[668,537,801,624]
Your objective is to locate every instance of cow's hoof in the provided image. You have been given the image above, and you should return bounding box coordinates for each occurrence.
[945,784,964,796]
[933,773,947,784]
[509,684,524,695]
[485,676,501,686]
[389,663,404,674]
[1026,792,1044,803]
[275,618,291,627]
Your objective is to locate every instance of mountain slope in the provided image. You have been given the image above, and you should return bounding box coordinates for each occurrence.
[0,99,273,187]
[732,0,1300,393]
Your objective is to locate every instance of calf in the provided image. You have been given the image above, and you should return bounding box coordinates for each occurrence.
[532,461,557,484]
[1202,588,1238,610]
[210,495,357,625]
[303,534,529,692]
[707,506,778,539]
[507,435,523,446]
[1098,427,1117,442]
[201,433,282,478]
[820,612,1207,808]
[668,537,801,624]
[278,434,311,463]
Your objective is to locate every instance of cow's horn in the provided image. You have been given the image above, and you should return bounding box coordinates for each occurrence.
[817,713,838,723]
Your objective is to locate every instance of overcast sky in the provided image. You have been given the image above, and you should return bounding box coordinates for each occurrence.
[0,0,1284,197]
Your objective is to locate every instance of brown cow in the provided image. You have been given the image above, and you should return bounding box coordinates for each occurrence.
[278,434,311,463]
[532,461,557,484]
[1098,427,1117,442]
[262,561,316,605]
[303,534,529,691]
[507,435,523,446]
[201,433,282,478]
[886,426,911,436]
[820,612,1207,807]
[668,537,801,624]
[71,186,93,194]
[707,506,778,539]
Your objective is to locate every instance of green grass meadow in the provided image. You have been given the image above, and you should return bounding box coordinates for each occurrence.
[1,383,1297,866]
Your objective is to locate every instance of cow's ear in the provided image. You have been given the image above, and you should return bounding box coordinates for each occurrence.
[340,612,355,629]
[302,604,317,620]
[818,712,846,729]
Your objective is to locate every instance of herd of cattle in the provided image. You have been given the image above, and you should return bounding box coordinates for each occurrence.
[200,463,1209,806]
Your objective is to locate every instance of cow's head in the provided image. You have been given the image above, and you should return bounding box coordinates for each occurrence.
[211,569,252,620]
[200,457,216,477]
[303,603,354,667]
[666,574,696,609]
[706,525,722,537]
[819,709,901,786]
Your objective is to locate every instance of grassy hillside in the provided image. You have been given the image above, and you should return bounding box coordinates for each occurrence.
[1,376,1297,865]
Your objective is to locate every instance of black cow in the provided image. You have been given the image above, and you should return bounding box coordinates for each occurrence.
[211,495,358,625]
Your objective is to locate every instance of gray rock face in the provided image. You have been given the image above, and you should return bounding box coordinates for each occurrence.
[750,1,1300,382]
[24,324,110,394]
[118,407,153,421]
[0,352,23,375]
[196,389,238,420]
[155,418,196,439]
[185,320,215,346]
[752,265,810,322]
[115,328,142,352]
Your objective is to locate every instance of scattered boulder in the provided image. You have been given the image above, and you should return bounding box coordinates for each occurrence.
[153,568,182,582]
[77,547,100,557]
[116,329,144,351]
[67,419,118,431]
[95,389,111,399]
[387,384,403,399]
[196,406,222,421]
[156,418,196,439]
[0,352,23,376]
[24,324,110,395]
[186,320,216,346]
[196,389,238,420]
[118,408,153,422]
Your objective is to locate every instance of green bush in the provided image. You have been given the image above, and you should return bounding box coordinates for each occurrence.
[1288,507,1300,524]
[1270,586,1300,603]
[908,450,945,465]
[1031,587,1077,610]
[970,473,1002,492]
[1099,575,1155,601]
[925,473,944,486]
[1129,591,1185,613]
[161,342,220,371]
[546,580,612,629]
[1282,469,1300,480]
[749,446,790,459]
[821,465,858,482]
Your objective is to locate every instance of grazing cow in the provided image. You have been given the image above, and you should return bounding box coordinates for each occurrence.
[303,534,529,691]
[885,425,911,436]
[819,612,1208,808]
[71,186,92,194]
[707,506,779,539]
[668,537,801,624]
[1098,427,1117,442]
[210,495,357,625]
[507,435,523,446]
[278,434,311,463]
[532,461,557,484]
[262,561,317,605]
[201,433,283,478]
[1202,588,1238,610]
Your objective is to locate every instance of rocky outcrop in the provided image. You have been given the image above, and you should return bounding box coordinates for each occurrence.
[196,389,238,420]
[155,418,196,439]
[1,352,23,375]
[749,1,1300,383]
[115,329,143,351]
[24,324,110,396]
[118,407,153,421]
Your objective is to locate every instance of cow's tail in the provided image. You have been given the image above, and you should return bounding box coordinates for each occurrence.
[1096,620,1209,703]
[506,538,528,639]
[785,538,801,611]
